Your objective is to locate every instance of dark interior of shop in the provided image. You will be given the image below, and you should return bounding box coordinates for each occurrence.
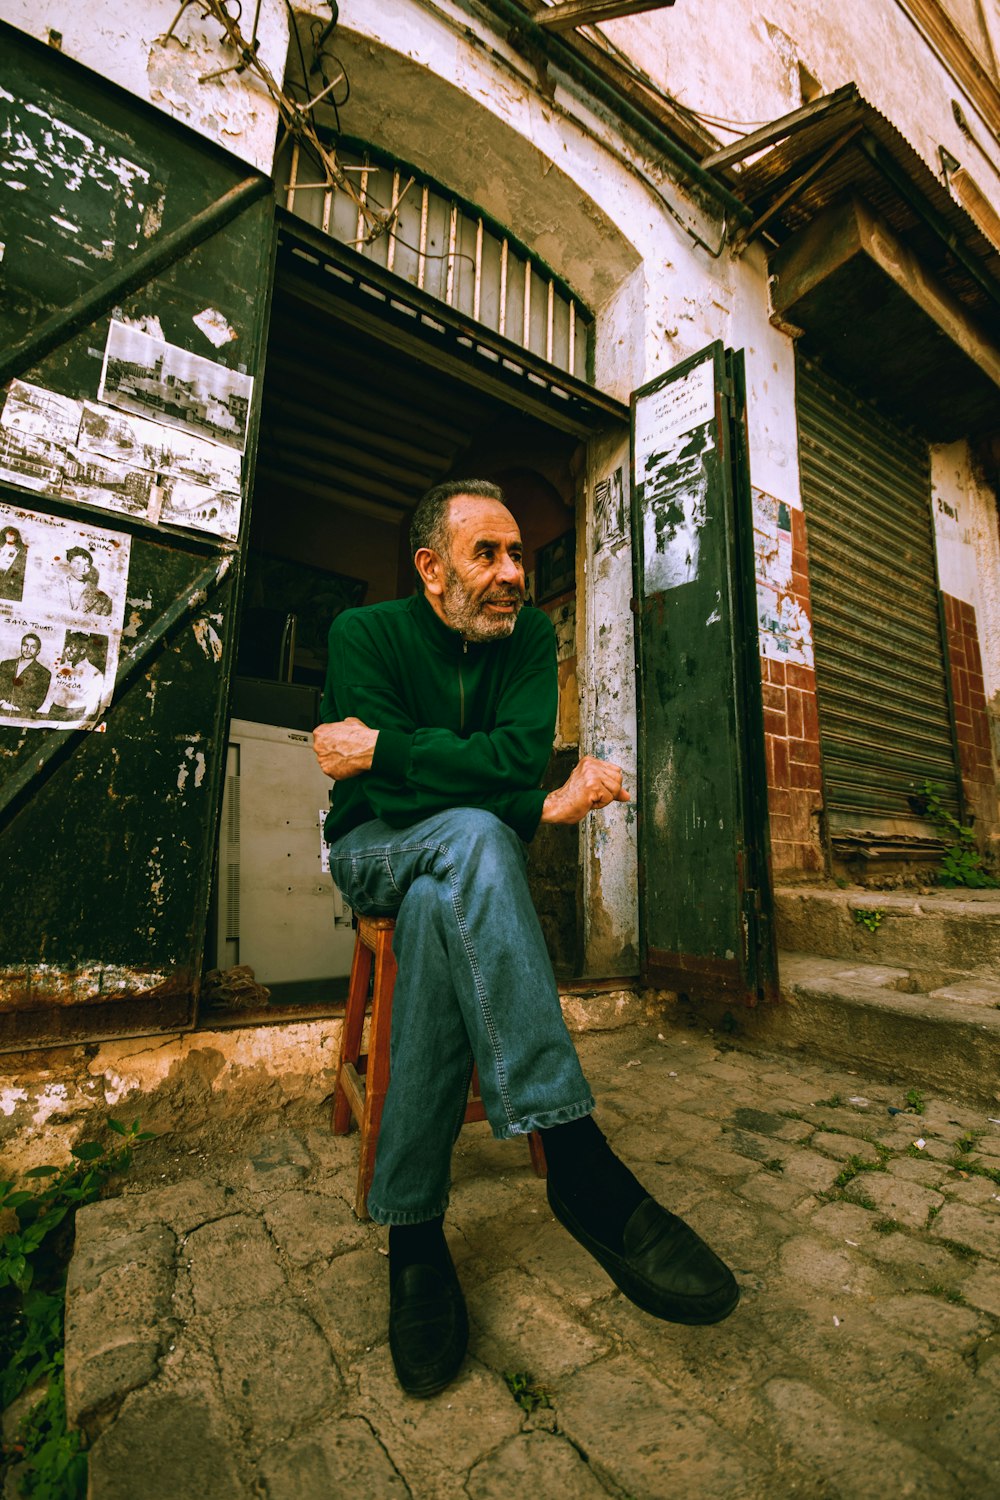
[204,238,584,1013]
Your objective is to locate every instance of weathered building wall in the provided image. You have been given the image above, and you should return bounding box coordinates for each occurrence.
[932,442,1000,842]
[603,0,1000,199]
[0,0,287,171]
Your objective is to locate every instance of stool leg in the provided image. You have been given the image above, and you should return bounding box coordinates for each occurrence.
[333,935,373,1136]
[528,1131,547,1178]
[354,926,397,1219]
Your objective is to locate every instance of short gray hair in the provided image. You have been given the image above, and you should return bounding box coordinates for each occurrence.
[409,479,506,562]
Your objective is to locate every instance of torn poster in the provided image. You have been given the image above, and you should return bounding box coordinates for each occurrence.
[99,320,253,454]
[0,380,244,541]
[0,381,83,493]
[593,465,626,552]
[73,402,242,539]
[0,503,131,731]
[634,356,716,593]
[753,487,814,666]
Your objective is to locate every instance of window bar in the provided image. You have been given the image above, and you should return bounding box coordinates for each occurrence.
[418,184,429,291]
[499,239,508,337]
[321,145,334,234]
[355,161,370,249]
[287,140,300,213]
[473,218,483,321]
[446,203,458,306]
[546,280,555,363]
[568,299,576,377]
[386,167,400,273]
[522,261,531,349]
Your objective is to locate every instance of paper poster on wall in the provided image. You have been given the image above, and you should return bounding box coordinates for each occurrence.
[99,320,253,454]
[0,379,245,541]
[0,381,83,493]
[752,486,813,666]
[633,357,715,481]
[0,503,131,730]
[593,465,626,552]
[73,401,242,538]
[634,356,716,593]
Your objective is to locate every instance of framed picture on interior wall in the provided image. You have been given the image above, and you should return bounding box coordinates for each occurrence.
[535,527,576,603]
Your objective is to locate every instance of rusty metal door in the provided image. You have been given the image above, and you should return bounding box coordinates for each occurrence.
[0,26,274,1048]
[632,344,776,1003]
[797,357,963,839]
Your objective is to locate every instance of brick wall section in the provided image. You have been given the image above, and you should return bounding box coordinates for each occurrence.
[763,508,825,876]
[942,592,993,794]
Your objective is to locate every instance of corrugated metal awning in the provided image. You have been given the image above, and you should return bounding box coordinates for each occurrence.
[704,86,1000,439]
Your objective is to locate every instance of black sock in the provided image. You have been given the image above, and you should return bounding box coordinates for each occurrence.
[388,1215,451,1290]
[541,1115,648,1253]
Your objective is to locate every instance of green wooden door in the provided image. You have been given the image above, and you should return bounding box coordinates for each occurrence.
[0,25,274,1048]
[632,344,775,1003]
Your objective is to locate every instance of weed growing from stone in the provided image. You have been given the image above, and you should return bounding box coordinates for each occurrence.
[832,1145,891,1190]
[937,1238,978,1260]
[852,908,885,934]
[503,1371,552,1415]
[872,1217,899,1234]
[815,1094,843,1109]
[950,1157,1000,1186]
[904,1088,925,1114]
[916,780,998,888]
[0,1119,154,1498]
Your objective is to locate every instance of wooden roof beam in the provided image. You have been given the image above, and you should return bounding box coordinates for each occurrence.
[536,0,675,32]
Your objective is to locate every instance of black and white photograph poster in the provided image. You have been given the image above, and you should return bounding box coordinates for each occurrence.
[74,400,242,538]
[99,319,253,454]
[0,380,83,494]
[0,502,130,731]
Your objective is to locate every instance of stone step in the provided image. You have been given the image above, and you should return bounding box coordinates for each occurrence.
[758,953,1000,1108]
[774,885,1000,980]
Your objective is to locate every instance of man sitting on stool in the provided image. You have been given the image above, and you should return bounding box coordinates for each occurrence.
[314,478,738,1399]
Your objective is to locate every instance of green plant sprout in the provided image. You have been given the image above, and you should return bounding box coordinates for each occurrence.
[917,780,997,888]
[1,1119,155,1499]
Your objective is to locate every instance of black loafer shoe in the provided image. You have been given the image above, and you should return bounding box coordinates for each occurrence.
[548,1186,740,1325]
[388,1254,469,1398]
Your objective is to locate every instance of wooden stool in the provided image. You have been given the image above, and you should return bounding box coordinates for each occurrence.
[333,913,547,1219]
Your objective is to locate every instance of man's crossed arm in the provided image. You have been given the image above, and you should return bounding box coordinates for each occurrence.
[313,717,629,827]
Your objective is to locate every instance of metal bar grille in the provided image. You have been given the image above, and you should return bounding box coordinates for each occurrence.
[274,136,590,380]
[797,359,961,827]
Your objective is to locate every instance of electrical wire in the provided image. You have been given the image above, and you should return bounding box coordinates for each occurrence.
[578,23,772,136]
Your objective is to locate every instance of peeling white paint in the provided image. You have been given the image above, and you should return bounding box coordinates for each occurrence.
[31,1083,70,1128]
[192,615,223,662]
[1,1087,29,1116]
[193,306,238,347]
[121,313,165,341]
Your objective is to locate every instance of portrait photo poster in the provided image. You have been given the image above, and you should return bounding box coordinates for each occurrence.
[0,502,131,731]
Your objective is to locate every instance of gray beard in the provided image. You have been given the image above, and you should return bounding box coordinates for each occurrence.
[441,568,523,642]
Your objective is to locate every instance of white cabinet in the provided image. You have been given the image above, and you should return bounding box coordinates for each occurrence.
[216,718,356,998]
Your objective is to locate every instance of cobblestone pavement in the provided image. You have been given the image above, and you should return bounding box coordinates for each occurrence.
[61,1022,999,1499]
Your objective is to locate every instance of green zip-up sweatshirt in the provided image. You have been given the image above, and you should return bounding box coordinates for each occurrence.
[321,592,557,843]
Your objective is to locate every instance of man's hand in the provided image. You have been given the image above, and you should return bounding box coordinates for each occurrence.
[313,717,379,780]
[540,755,630,825]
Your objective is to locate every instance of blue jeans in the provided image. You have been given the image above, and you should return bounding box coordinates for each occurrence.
[328,807,595,1224]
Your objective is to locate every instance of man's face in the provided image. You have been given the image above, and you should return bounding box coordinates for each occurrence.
[437,496,526,642]
[68,552,90,580]
[21,636,40,659]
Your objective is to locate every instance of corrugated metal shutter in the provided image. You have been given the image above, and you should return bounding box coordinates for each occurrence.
[796,358,961,831]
